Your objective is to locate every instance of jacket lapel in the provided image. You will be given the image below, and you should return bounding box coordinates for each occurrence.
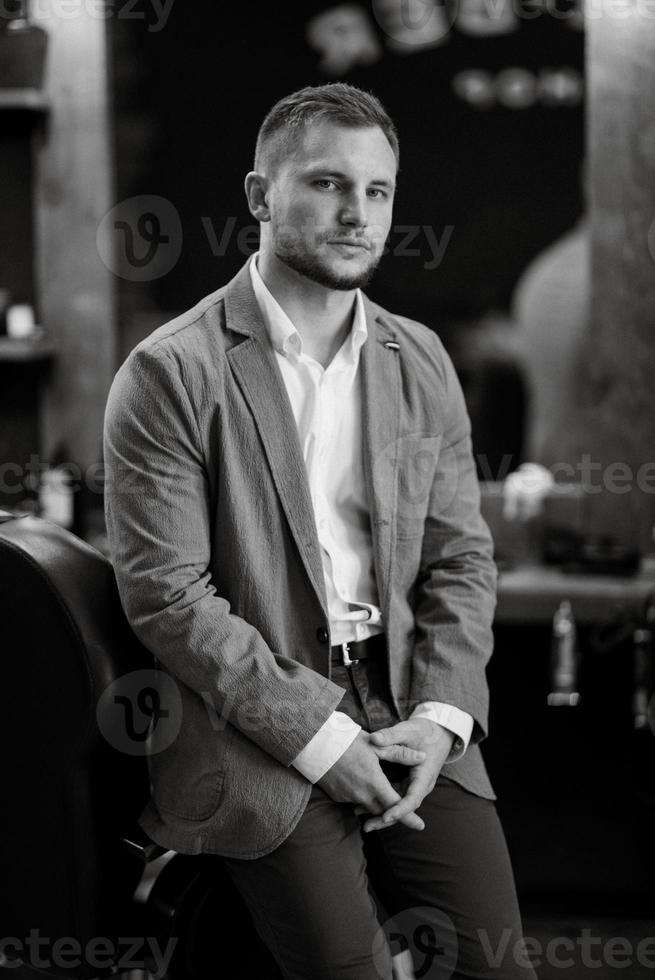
[360,296,402,622]
[223,263,328,613]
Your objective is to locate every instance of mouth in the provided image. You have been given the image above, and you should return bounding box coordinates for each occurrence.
[327,239,371,251]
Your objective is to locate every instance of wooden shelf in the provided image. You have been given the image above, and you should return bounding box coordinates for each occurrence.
[495,562,655,626]
[0,88,49,113]
[0,335,56,362]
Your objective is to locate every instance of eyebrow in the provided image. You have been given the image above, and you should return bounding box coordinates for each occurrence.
[301,168,396,191]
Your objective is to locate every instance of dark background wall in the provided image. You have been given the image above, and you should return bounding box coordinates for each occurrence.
[111,0,585,336]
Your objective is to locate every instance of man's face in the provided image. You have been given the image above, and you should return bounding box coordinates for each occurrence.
[264,121,397,290]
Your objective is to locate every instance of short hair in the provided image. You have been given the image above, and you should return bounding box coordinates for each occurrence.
[254,83,400,175]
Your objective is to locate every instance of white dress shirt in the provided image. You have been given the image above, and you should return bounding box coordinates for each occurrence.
[249,256,473,782]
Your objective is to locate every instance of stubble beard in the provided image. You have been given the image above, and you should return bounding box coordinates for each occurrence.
[273,238,382,291]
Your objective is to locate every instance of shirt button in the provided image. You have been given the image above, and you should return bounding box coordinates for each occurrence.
[316,626,329,644]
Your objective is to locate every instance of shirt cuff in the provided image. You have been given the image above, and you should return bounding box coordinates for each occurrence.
[411,702,474,763]
[291,710,362,784]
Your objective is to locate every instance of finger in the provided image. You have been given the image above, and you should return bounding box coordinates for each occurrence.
[363,809,424,833]
[377,765,432,822]
[369,723,412,746]
[395,810,425,831]
[364,783,402,818]
[364,776,424,831]
[366,782,426,830]
[373,744,426,766]
[379,794,424,826]
[366,781,421,830]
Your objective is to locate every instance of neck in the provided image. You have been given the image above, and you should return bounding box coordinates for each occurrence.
[257,250,357,367]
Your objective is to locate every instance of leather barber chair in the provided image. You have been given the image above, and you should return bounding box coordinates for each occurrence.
[0,512,281,979]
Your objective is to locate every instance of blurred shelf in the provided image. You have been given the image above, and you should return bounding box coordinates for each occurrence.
[0,336,56,362]
[496,563,655,625]
[0,88,49,113]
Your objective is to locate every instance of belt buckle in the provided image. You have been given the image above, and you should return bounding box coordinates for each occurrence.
[340,642,359,667]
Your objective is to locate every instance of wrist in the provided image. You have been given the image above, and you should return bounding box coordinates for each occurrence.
[420,718,455,746]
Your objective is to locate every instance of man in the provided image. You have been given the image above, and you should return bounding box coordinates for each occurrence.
[104,83,535,980]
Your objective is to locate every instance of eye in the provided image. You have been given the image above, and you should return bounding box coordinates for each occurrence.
[314,179,337,190]
[367,188,388,199]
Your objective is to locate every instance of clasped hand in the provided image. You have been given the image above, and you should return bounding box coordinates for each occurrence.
[316,718,454,833]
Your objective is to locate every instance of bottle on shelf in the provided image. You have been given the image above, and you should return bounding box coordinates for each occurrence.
[547,600,582,707]
[633,593,655,733]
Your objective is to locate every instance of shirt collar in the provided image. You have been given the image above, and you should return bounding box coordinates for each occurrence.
[249,253,368,363]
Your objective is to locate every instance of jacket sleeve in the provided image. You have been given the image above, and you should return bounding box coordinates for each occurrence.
[408,336,497,744]
[103,343,345,766]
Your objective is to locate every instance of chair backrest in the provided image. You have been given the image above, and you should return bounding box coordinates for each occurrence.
[0,513,153,976]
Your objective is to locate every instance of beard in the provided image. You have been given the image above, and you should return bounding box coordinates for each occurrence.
[272,229,383,291]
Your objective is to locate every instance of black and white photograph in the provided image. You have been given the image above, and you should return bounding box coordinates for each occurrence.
[0,1,654,977]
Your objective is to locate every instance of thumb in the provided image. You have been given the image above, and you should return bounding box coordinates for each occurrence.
[370,723,410,746]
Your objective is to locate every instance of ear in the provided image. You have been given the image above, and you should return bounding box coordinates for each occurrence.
[244,172,271,223]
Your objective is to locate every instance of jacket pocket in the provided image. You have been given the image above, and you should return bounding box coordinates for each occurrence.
[149,695,233,821]
[152,765,226,821]
[393,434,440,540]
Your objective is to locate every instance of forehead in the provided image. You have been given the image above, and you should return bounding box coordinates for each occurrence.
[282,121,397,182]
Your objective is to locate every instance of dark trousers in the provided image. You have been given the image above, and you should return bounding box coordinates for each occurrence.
[221,659,537,980]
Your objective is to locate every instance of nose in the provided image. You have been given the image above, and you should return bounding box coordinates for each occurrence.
[338,189,367,227]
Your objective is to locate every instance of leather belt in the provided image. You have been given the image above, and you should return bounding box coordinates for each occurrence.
[330,633,386,667]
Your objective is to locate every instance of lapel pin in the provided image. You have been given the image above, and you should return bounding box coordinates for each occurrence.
[384,341,400,351]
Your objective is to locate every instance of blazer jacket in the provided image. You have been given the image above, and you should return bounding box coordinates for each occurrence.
[103,259,498,859]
